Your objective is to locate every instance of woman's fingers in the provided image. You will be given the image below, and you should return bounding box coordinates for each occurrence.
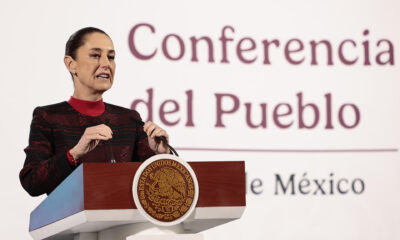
[71,124,113,159]
[87,124,113,138]
[85,133,111,141]
[144,122,168,139]
[152,129,169,141]
[143,121,170,154]
[103,124,113,136]
[144,122,157,138]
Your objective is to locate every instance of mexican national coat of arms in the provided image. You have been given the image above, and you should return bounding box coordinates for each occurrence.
[132,154,199,226]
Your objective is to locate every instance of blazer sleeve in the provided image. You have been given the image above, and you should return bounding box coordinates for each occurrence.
[131,111,155,162]
[19,107,74,196]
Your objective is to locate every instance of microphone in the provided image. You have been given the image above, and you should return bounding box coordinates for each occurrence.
[129,117,179,156]
[105,119,116,163]
[156,136,179,156]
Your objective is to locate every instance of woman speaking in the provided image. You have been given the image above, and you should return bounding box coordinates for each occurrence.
[19,27,170,196]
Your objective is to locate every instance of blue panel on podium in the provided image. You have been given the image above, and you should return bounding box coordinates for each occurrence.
[29,165,84,231]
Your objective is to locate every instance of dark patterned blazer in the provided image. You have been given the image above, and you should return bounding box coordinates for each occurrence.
[20,102,155,196]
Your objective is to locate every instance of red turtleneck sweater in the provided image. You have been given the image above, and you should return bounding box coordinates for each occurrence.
[68,96,105,116]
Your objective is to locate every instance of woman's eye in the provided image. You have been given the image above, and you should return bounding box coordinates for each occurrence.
[108,55,115,60]
[91,54,100,58]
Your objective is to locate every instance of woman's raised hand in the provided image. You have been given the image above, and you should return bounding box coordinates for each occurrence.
[69,124,113,160]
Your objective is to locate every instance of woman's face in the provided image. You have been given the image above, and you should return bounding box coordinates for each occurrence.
[73,32,116,95]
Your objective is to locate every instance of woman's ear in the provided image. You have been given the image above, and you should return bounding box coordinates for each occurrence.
[64,56,76,75]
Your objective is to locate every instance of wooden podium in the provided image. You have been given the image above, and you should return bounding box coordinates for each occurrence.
[29,161,245,240]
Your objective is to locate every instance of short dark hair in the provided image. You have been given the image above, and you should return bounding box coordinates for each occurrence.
[65,27,109,59]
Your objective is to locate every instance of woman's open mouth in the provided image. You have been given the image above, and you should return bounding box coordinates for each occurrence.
[96,73,110,80]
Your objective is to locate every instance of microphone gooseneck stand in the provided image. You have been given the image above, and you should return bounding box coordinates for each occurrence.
[105,119,116,163]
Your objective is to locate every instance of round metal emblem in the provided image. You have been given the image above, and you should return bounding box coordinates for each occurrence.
[132,154,199,226]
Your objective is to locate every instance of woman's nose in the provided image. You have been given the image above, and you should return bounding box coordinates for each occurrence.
[99,55,111,68]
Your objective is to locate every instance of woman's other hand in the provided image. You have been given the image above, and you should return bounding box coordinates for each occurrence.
[143,121,170,154]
